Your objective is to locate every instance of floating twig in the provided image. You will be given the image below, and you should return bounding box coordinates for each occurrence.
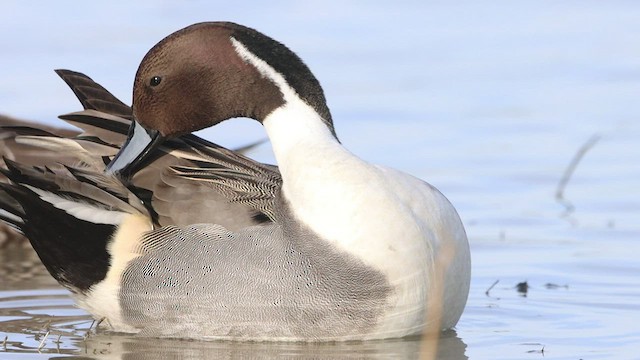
[37,330,50,351]
[83,319,96,341]
[485,279,499,296]
[419,235,456,360]
[83,317,106,341]
[96,317,106,329]
[555,134,601,216]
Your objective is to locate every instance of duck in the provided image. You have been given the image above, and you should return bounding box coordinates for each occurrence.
[105,21,470,340]
[1,21,470,341]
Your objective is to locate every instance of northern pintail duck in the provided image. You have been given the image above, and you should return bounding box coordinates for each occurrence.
[0,22,470,341]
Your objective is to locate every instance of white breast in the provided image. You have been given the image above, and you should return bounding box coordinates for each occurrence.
[263,103,469,336]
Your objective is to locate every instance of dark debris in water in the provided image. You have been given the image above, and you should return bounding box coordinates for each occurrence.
[523,343,545,355]
[516,281,529,297]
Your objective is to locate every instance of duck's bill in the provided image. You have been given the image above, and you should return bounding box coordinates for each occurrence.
[106,119,164,179]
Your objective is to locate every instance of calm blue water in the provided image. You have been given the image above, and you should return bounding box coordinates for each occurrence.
[1,1,639,359]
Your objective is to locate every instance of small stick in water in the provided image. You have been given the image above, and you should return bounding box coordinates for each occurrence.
[555,134,601,215]
[37,330,50,351]
[83,319,96,341]
[419,238,456,360]
[485,279,500,296]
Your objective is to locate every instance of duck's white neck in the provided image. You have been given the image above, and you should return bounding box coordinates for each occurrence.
[262,100,368,247]
[262,100,356,233]
[263,101,339,165]
[235,36,384,260]
[232,35,349,213]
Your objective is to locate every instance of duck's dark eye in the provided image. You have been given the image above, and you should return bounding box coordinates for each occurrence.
[149,76,162,87]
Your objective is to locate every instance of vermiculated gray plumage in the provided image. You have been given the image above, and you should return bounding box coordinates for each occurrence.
[120,198,392,340]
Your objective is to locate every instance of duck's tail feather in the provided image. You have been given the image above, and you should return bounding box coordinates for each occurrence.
[0,158,148,293]
[0,186,26,232]
[54,69,133,120]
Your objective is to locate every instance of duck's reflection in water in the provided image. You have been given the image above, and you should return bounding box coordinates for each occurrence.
[72,330,467,360]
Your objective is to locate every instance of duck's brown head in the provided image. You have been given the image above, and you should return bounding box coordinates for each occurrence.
[107,21,332,178]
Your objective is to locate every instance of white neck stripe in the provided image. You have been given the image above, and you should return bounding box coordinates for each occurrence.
[230,37,299,104]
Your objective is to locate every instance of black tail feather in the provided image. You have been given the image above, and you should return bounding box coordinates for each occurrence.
[0,183,26,230]
[55,69,132,119]
[0,162,114,293]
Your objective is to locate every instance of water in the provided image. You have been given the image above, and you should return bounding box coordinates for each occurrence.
[1,1,639,358]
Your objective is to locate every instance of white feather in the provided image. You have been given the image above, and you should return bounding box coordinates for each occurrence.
[24,185,127,225]
[0,209,23,226]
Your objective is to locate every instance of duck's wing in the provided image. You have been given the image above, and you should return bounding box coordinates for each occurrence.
[171,136,280,222]
[4,70,282,228]
[0,120,278,230]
